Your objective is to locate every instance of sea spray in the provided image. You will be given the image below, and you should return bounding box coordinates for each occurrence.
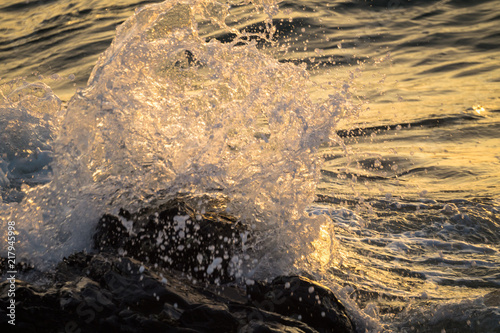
[1,0,347,276]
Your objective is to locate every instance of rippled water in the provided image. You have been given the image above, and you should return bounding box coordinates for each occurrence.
[1,0,499,332]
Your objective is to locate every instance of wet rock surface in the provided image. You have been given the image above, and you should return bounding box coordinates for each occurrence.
[247,276,356,333]
[1,199,356,333]
[93,198,247,284]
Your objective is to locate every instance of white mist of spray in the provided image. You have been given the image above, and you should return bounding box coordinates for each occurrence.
[1,0,349,275]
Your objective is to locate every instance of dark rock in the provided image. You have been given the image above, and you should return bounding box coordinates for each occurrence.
[1,251,357,333]
[180,304,239,332]
[93,198,247,283]
[239,319,316,333]
[247,276,356,333]
[230,304,320,333]
[1,253,194,332]
[0,199,356,333]
[93,213,129,251]
[0,257,34,276]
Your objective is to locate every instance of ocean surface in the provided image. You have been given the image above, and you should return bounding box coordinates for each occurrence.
[1,0,499,332]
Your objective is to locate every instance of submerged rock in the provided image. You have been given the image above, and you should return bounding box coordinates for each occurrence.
[0,199,356,332]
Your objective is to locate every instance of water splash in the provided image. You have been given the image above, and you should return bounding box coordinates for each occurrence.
[0,80,59,198]
[1,0,346,275]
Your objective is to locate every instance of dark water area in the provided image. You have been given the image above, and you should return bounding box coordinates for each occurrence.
[1,0,499,332]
